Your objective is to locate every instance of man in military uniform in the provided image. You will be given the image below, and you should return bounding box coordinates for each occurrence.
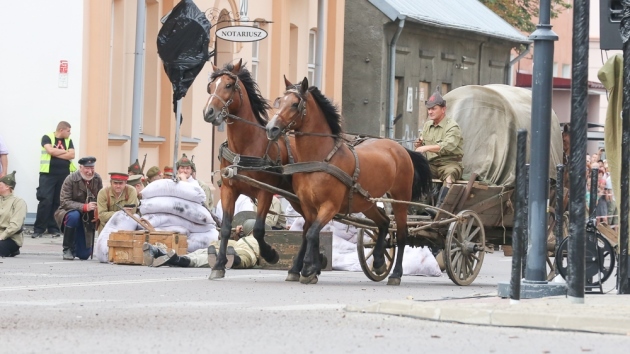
[54,156,104,260]
[142,211,265,269]
[0,171,27,257]
[127,174,144,200]
[190,156,213,210]
[146,166,162,183]
[414,90,464,206]
[163,166,174,179]
[96,172,138,232]
[128,154,147,186]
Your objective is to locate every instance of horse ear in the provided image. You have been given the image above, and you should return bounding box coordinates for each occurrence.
[300,77,308,94]
[211,62,219,72]
[284,75,293,90]
[232,59,243,73]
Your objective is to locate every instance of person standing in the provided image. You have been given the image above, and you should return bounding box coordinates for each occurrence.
[0,171,27,257]
[414,90,464,207]
[0,135,8,178]
[54,157,103,260]
[96,172,138,232]
[33,121,77,238]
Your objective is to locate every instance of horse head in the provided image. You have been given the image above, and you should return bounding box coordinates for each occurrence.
[266,76,309,141]
[203,59,244,126]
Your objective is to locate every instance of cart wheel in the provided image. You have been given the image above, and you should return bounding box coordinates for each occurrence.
[357,228,396,282]
[555,232,616,285]
[444,210,486,286]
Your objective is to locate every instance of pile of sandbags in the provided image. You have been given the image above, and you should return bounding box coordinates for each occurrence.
[94,210,139,263]
[290,216,441,276]
[140,179,218,252]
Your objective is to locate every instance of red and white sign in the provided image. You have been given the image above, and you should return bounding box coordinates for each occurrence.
[58,60,68,88]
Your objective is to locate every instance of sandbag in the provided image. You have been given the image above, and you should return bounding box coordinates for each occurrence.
[140,196,212,224]
[142,213,214,233]
[401,247,441,277]
[141,179,205,203]
[187,229,220,253]
[94,211,140,263]
[154,226,190,236]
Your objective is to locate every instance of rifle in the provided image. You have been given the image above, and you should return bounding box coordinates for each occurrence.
[114,203,156,232]
[85,188,98,259]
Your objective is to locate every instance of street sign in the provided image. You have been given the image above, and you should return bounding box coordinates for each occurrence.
[216,25,268,42]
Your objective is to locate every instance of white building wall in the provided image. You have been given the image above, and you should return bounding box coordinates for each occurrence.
[0,0,85,214]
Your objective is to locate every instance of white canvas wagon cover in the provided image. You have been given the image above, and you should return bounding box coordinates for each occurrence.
[443,84,563,187]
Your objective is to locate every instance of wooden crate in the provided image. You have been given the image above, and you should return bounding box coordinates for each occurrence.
[259,231,332,271]
[107,230,188,265]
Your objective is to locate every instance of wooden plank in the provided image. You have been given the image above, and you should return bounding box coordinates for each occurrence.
[259,231,332,271]
[107,240,134,248]
[108,231,188,265]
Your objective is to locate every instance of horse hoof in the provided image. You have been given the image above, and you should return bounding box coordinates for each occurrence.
[387,277,401,286]
[264,249,280,264]
[373,263,387,276]
[286,272,300,282]
[299,274,318,284]
[209,269,225,280]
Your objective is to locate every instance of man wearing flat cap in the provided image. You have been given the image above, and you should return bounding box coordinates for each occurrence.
[0,171,27,257]
[96,172,138,232]
[54,156,103,260]
[414,89,464,207]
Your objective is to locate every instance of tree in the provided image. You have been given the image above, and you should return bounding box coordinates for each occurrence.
[480,0,572,34]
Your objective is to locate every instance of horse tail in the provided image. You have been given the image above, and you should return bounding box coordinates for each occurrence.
[405,149,433,201]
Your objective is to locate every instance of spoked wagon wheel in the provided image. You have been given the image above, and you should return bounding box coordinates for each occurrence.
[444,210,486,286]
[357,228,396,282]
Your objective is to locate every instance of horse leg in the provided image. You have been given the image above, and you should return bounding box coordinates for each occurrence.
[300,207,336,284]
[209,209,233,280]
[252,193,279,264]
[387,203,409,286]
[362,206,390,276]
[287,220,310,282]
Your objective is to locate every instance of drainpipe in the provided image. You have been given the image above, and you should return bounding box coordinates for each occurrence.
[387,16,405,139]
[477,42,486,84]
[314,0,326,88]
[130,0,147,163]
[507,43,532,85]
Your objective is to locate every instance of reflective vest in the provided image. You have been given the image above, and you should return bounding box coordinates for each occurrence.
[39,132,77,173]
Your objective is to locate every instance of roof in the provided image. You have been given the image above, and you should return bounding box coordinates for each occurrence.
[368,0,530,44]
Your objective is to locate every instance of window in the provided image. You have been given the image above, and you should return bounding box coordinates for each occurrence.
[553,62,558,77]
[308,30,316,84]
[562,64,571,78]
[251,23,259,80]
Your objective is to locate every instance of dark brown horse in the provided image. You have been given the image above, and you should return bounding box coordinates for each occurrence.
[203,60,301,280]
[266,77,432,285]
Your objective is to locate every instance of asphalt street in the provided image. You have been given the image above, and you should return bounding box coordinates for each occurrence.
[1,249,629,353]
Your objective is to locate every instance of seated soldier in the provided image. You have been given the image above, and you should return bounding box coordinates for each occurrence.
[146,166,162,183]
[127,155,147,186]
[162,166,174,179]
[96,172,138,232]
[142,211,266,269]
[414,90,464,207]
[127,174,144,200]
[0,171,27,257]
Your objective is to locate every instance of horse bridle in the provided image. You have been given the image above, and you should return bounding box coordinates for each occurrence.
[274,87,307,133]
[207,71,244,122]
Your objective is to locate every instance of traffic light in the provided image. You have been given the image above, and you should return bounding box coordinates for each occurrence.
[600,0,623,50]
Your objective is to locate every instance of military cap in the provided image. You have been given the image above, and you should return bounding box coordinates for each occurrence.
[78,156,97,167]
[176,154,193,169]
[128,159,143,175]
[425,90,446,108]
[109,172,129,182]
[163,166,174,177]
[127,174,143,186]
[146,166,161,179]
[0,170,16,189]
[233,211,270,237]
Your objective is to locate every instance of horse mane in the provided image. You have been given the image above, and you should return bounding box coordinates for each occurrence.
[211,63,271,125]
[307,86,343,136]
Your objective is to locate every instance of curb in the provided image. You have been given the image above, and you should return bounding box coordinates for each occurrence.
[347,299,630,336]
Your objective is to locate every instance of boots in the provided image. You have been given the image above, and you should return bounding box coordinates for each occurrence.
[142,242,166,266]
[436,186,450,208]
[169,253,191,267]
[62,226,76,260]
[207,245,239,269]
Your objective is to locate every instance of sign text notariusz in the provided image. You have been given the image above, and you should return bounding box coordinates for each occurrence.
[216,26,268,42]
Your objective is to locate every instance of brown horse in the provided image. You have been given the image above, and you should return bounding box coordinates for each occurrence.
[203,60,301,280]
[266,77,432,285]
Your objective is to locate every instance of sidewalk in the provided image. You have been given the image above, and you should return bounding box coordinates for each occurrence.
[347,293,630,335]
[19,228,63,256]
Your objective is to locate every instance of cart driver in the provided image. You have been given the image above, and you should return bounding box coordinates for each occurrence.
[414,89,464,207]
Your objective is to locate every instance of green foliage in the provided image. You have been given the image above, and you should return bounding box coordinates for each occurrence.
[480,0,572,33]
